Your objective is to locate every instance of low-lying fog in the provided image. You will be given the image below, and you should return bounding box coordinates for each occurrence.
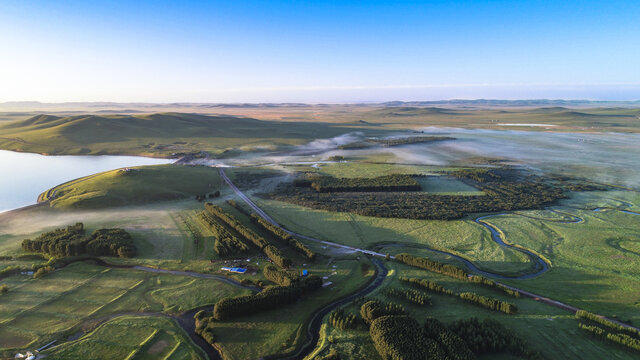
[196,128,640,189]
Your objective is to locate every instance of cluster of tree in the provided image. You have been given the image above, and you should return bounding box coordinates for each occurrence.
[579,323,640,352]
[194,310,216,344]
[360,300,407,325]
[214,285,303,320]
[576,310,640,338]
[198,211,249,256]
[269,168,570,220]
[86,229,136,258]
[370,315,447,360]
[400,277,455,295]
[195,190,220,201]
[458,292,517,314]
[329,308,362,330]
[385,287,431,306]
[22,223,86,256]
[396,253,469,280]
[21,223,136,258]
[250,214,315,260]
[423,317,477,360]
[448,318,540,359]
[299,174,421,193]
[263,264,297,286]
[327,155,344,161]
[0,284,8,294]
[213,276,322,321]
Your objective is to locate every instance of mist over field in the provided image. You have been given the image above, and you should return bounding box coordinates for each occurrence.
[393,128,640,188]
[205,129,640,189]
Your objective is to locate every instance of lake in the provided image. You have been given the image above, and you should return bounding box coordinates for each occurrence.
[0,150,173,212]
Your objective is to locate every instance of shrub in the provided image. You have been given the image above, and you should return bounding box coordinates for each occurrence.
[34,266,55,279]
[360,300,406,325]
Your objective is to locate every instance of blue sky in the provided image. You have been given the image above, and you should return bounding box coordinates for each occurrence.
[1,0,639,102]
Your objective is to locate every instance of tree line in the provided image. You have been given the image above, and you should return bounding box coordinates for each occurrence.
[400,277,455,295]
[385,287,431,306]
[579,323,640,352]
[397,254,520,298]
[198,211,249,256]
[337,136,454,150]
[270,168,570,220]
[575,310,640,338]
[449,318,540,358]
[296,174,421,193]
[458,292,517,314]
[360,299,407,325]
[203,203,292,267]
[205,203,268,248]
[21,223,136,258]
[250,213,315,260]
[400,277,516,315]
[263,264,297,286]
[211,275,322,321]
[396,253,469,279]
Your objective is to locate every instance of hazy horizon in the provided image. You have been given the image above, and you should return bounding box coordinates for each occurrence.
[2,0,639,103]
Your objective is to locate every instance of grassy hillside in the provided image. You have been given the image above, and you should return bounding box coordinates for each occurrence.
[0,112,372,157]
[40,164,221,209]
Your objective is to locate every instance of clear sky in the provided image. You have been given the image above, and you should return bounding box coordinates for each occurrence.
[1,0,639,103]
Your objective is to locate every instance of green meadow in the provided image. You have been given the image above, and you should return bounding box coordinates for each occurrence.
[40,164,222,209]
[0,261,249,352]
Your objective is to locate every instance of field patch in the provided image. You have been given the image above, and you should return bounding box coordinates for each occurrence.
[46,315,204,360]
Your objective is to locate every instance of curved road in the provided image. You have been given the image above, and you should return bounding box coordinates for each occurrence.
[268,258,388,360]
[219,167,640,339]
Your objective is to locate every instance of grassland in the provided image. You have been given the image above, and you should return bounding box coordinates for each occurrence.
[0,261,250,353]
[250,196,533,274]
[313,259,639,360]
[0,112,381,157]
[46,315,205,360]
[1,104,640,358]
[39,164,222,209]
[1,105,639,159]
[209,257,374,360]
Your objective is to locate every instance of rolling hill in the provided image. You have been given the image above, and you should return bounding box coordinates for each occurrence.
[0,112,368,157]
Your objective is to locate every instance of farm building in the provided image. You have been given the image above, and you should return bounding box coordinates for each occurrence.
[221,267,247,274]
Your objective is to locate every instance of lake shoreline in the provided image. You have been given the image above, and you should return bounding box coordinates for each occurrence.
[0,150,174,213]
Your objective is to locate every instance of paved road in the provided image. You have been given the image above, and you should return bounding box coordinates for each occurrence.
[219,167,640,335]
[219,168,387,258]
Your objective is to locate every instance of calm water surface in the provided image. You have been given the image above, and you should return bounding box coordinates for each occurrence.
[0,150,173,212]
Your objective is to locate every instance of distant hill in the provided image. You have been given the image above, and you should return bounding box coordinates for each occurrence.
[0,112,365,157]
[381,99,640,107]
